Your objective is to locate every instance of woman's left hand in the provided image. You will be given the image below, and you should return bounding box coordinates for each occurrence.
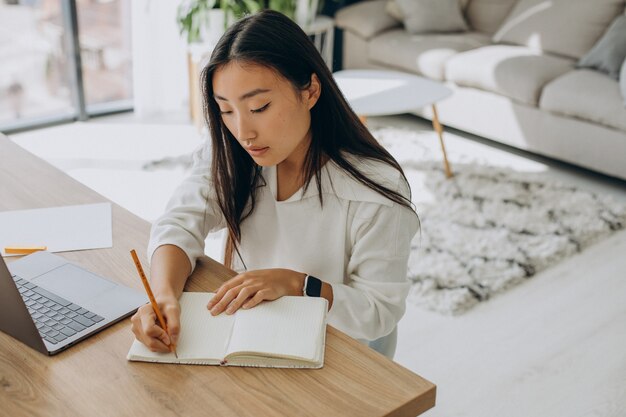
[206,269,306,315]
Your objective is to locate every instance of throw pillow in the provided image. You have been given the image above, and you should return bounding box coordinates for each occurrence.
[465,0,518,35]
[619,60,626,107]
[335,0,401,40]
[577,16,626,80]
[387,0,472,21]
[385,0,403,21]
[492,0,625,59]
[395,0,468,34]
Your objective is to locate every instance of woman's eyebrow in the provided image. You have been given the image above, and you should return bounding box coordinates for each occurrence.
[214,88,271,102]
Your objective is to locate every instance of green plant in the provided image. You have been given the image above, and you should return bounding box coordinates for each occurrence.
[178,0,270,44]
[177,0,220,44]
[177,0,324,44]
[267,0,295,20]
[221,0,264,22]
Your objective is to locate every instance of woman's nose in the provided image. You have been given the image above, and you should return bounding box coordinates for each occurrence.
[235,115,256,142]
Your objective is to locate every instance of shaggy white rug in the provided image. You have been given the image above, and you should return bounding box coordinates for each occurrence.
[372,126,626,315]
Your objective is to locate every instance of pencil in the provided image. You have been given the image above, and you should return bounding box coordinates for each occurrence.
[130,249,178,358]
[4,246,47,255]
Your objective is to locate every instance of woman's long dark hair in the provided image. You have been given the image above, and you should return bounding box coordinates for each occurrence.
[200,10,417,266]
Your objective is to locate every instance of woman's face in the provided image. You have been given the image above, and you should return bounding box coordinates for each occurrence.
[212,61,320,168]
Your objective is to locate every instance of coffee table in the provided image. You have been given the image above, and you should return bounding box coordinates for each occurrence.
[334,69,454,178]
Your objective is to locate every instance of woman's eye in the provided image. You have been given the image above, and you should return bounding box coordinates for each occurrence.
[219,109,232,115]
[251,103,270,113]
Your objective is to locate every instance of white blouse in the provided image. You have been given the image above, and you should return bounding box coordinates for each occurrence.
[148,144,418,347]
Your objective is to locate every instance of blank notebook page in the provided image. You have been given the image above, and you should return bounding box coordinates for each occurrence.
[176,293,235,359]
[226,296,326,360]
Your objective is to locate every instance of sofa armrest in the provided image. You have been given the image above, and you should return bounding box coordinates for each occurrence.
[335,0,402,40]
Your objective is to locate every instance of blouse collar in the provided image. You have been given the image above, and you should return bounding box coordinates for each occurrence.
[263,154,399,207]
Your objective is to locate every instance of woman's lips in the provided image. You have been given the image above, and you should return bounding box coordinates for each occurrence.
[247,146,269,157]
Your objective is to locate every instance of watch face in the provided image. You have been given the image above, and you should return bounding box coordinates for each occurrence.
[305,276,322,297]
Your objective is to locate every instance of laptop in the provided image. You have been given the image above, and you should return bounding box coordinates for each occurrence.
[0,251,147,355]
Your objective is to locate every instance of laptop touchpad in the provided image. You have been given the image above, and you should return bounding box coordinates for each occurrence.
[31,264,117,303]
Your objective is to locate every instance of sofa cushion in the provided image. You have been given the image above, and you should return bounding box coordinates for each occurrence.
[444,45,575,105]
[335,0,401,40]
[493,0,626,59]
[577,15,626,80]
[368,29,491,80]
[540,69,626,132]
[395,0,468,34]
[465,0,518,35]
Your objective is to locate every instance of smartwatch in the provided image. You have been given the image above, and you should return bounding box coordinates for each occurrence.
[303,275,322,297]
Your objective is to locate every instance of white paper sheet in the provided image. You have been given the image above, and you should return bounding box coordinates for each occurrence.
[0,203,112,257]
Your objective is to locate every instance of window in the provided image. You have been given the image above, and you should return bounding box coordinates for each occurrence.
[0,0,132,134]
[77,0,132,110]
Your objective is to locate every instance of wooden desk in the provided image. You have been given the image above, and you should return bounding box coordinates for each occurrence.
[0,135,436,417]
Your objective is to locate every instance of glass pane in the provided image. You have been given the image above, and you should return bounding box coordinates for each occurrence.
[0,0,75,128]
[76,0,132,108]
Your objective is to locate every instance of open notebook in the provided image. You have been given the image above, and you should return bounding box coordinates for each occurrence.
[127,292,328,368]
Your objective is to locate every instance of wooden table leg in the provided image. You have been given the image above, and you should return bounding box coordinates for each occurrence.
[431,104,453,179]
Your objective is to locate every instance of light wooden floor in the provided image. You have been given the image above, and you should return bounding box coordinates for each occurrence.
[12,113,626,417]
[397,229,626,417]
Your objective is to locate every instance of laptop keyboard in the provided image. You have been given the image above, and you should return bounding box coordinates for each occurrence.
[13,276,105,345]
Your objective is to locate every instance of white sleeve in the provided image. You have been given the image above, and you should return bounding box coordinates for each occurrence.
[327,198,419,341]
[147,143,226,271]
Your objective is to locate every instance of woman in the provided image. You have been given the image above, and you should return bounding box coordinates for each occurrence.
[130,10,418,359]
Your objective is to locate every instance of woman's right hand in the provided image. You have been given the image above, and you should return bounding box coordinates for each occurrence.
[130,295,180,353]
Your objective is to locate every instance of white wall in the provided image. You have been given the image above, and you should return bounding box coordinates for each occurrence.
[131,0,189,118]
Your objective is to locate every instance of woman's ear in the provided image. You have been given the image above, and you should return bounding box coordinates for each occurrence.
[306,73,321,110]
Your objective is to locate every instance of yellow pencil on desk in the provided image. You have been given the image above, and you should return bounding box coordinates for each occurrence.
[4,246,47,255]
[130,249,178,358]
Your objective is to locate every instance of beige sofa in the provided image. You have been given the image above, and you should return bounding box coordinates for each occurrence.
[336,0,626,181]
